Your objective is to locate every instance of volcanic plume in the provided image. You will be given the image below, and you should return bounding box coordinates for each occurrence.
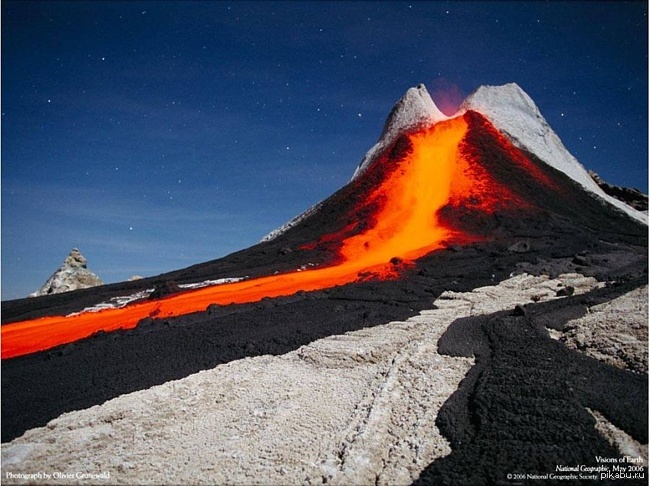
[2,83,647,484]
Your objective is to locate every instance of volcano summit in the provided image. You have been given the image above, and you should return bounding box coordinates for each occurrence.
[2,83,647,485]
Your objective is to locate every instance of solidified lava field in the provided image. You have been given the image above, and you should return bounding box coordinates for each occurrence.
[2,111,647,483]
[415,279,648,485]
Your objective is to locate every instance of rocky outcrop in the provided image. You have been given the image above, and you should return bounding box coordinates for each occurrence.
[588,170,648,211]
[556,285,648,373]
[29,248,104,297]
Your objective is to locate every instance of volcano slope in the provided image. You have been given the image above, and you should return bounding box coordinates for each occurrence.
[2,84,648,484]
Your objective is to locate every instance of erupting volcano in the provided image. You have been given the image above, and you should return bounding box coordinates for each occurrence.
[2,83,647,485]
[0,112,568,359]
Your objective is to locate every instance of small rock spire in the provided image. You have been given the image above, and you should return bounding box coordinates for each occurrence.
[29,248,104,297]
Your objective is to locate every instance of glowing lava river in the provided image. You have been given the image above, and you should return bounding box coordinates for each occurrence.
[1,115,518,359]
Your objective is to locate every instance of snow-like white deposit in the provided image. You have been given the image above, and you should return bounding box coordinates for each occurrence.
[262,82,646,242]
[66,277,245,316]
[350,83,448,181]
[260,200,324,242]
[458,83,647,225]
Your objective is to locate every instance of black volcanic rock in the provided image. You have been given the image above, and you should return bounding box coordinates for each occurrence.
[148,280,182,300]
[589,169,649,211]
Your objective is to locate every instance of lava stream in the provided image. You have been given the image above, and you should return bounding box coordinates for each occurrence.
[3,116,491,359]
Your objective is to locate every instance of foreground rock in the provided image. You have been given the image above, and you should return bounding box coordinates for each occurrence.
[29,248,103,297]
[557,285,648,373]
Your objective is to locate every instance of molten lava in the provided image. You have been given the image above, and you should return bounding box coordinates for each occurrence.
[2,114,535,359]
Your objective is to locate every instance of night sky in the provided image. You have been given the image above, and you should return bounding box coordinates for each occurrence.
[2,1,647,300]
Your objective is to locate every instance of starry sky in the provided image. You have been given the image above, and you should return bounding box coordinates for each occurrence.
[2,1,647,300]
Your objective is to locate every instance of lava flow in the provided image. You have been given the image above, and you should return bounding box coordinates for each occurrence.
[2,115,524,359]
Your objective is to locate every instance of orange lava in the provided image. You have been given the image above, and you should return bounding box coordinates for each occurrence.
[2,115,507,359]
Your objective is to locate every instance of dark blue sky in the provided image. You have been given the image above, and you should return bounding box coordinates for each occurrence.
[2,1,647,300]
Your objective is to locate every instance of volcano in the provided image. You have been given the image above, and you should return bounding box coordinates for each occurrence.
[2,83,647,484]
